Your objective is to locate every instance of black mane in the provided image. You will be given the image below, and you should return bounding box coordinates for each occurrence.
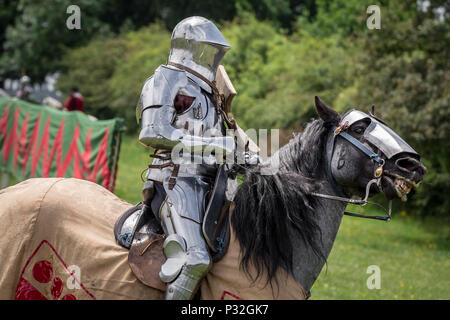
[231,119,330,286]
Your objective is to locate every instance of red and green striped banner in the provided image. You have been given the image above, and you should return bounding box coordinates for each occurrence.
[0,97,124,191]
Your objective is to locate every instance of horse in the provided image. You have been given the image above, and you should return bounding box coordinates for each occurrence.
[0,97,426,300]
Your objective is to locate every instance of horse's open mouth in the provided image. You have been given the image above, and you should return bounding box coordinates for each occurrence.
[382,173,420,202]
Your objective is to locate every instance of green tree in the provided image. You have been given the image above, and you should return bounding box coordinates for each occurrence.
[1,0,318,81]
[0,0,115,81]
[57,23,170,130]
[108,24,171,130]
[354,0,449,216]
[0,0,20,62]
[222,13,356,130]
[57,12,357,133]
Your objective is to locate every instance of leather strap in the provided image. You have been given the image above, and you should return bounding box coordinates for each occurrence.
[147,159,180,190]
[202,164,230,254]
[343,211,390,221]
[168,62,216,92]
[168,164,180,190]
[327,125,383,197]
[167,61,224,109]
[332,126,383,164]
[327,131,348,198]
[148,162,174,169]
[150,153,171,161]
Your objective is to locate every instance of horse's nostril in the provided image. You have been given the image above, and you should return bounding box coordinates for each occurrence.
[395,157,425,174]
[397,158,415,170]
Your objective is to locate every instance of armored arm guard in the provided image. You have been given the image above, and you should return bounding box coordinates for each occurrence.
[137,65,235,155]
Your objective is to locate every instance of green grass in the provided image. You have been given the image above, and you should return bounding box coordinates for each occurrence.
[311,209,450,299]
[4,133,450,299]
[113,134,153,204]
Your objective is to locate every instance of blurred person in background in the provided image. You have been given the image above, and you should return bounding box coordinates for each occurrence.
[63,86,85,112]
[16,74,32,102]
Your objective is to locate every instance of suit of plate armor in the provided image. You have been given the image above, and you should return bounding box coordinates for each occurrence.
[136,17,239,300]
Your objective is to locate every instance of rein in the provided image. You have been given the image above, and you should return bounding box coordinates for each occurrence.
[311,123,392,222]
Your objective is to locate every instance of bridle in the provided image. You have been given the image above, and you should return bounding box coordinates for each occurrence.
[311,122,392,222]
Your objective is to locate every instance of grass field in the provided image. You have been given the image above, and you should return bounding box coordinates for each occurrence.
[4,134,450,299]
[312,208,449,299]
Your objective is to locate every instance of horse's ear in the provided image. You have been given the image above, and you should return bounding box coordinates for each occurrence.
[315,96,340,125]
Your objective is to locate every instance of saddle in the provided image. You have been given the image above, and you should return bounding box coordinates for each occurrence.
[113,168,233,292]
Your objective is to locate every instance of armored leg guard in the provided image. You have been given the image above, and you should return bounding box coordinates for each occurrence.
[157,176,212,300]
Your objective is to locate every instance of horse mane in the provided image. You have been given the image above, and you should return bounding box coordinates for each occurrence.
[231,119,330,287]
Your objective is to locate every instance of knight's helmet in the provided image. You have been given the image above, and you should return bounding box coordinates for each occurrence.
[168,16,231,82]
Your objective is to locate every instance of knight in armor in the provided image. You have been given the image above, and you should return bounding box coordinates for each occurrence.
[132,16,259,300]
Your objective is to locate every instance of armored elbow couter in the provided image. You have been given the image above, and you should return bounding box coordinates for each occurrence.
[138,106,235,157]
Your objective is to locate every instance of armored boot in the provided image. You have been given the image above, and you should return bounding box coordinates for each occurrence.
[161,236,211,299]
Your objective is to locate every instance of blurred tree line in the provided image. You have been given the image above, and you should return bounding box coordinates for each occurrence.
[0,0,448,216]
[0,0,314,81]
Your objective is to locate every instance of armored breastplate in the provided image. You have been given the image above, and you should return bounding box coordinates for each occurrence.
[171,74,226,140]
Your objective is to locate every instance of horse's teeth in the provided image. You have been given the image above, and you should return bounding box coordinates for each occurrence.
[394,178,412,195]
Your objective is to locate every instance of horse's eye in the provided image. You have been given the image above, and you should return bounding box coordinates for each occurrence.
[354,127,364,134]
